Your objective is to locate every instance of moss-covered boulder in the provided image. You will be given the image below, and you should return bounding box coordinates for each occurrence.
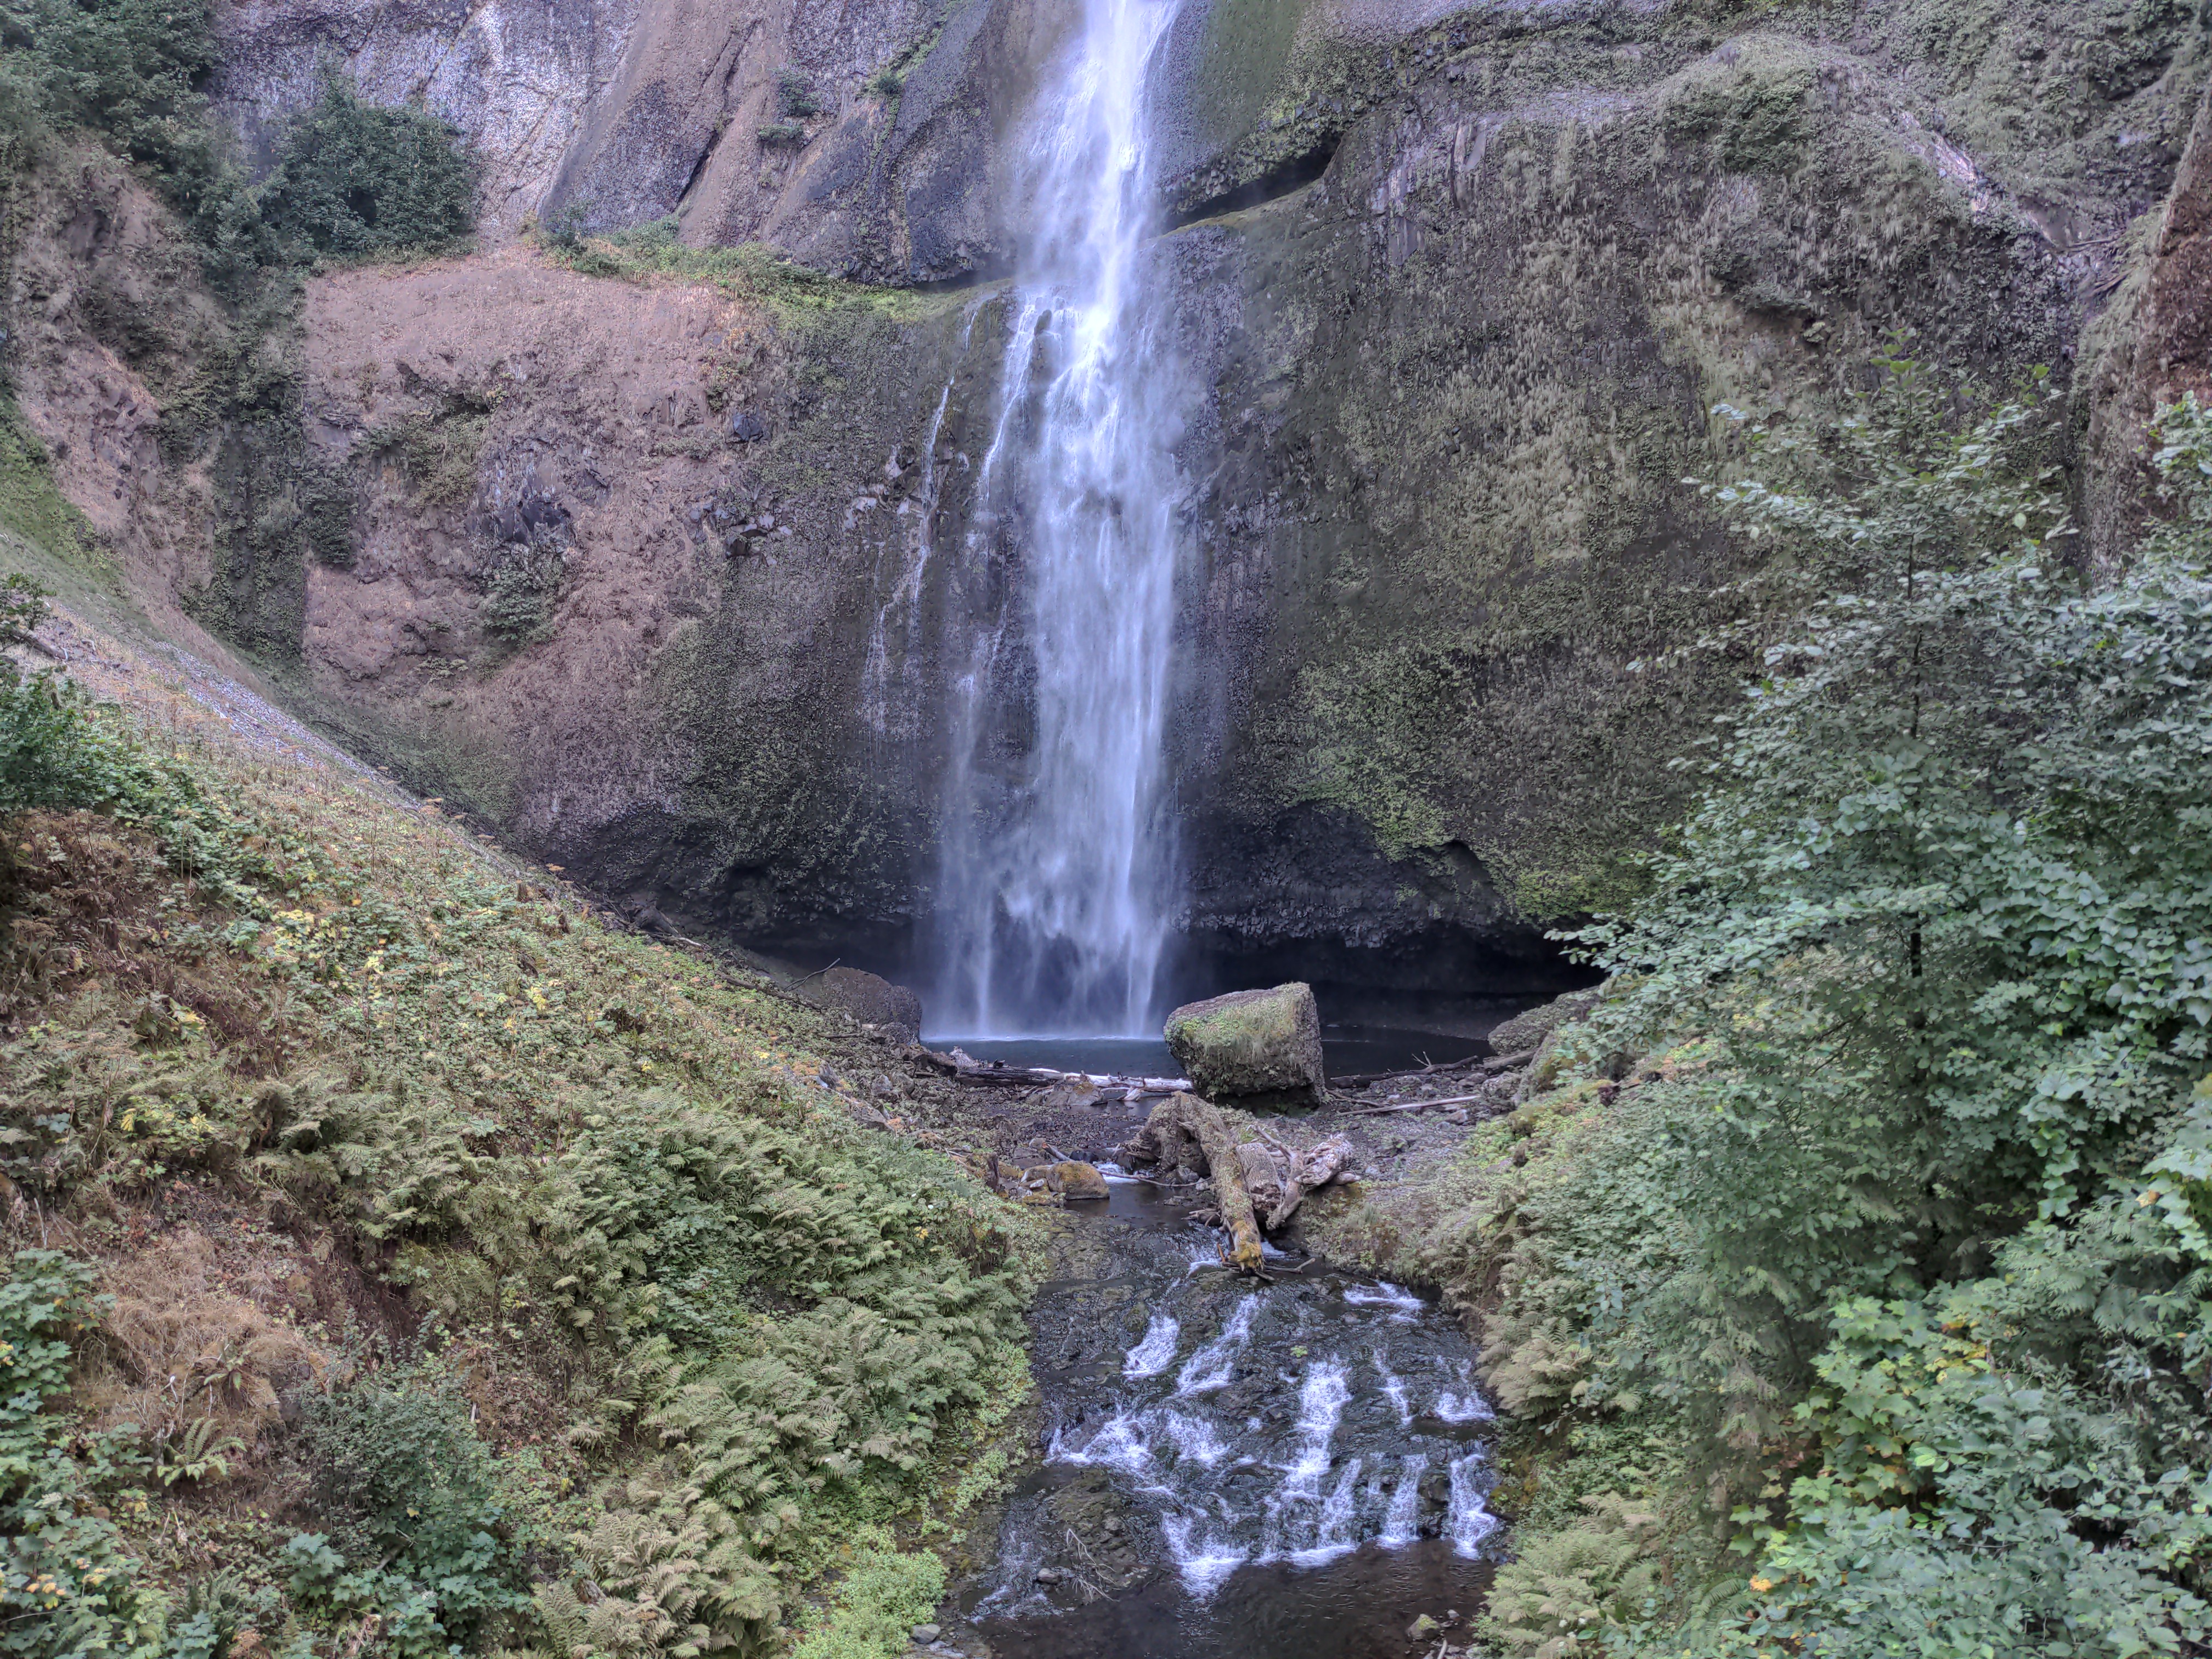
[805,965,923,1044]
[1164,982,1328,1108]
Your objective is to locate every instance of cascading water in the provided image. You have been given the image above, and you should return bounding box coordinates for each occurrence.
[966,1181,1500,1658]
[930,0,1189,1038]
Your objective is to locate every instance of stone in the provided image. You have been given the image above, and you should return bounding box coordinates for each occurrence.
[1038,1077,1104,1110]
[1034,1567,1063,1584]
[909,1626,940,1645]
[803,967,923,1045]
[729,410,768,441]
[1046,1160,1110,1201]
[1408,1614,1440,1640]
[1164,983,1328,1108]
[1486,990,1600,1057]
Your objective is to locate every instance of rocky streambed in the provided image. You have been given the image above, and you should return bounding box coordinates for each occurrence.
[949,1177,1500,1659]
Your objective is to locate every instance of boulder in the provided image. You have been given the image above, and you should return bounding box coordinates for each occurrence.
[1164,983,1328,1108]
[1046,1161,1110,1201]
[1486,989,1600,1057]
[804,966,923,1044]
[1038,1077,1104,1111]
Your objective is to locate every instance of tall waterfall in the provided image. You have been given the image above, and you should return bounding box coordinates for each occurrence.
[930,0,1188,1037]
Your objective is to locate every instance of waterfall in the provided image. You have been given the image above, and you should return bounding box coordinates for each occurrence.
[930,0,1187,1038]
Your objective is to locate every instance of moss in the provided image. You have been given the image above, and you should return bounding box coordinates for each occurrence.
[543,221,960,326]
[0,391,111,588]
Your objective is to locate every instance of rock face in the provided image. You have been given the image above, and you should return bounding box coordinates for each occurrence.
[18,0,2208,1014]
[209,0,1068,275]
[1164,983,1329,1108]
[804,966,924,1043]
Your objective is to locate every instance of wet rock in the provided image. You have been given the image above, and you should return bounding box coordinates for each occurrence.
[1163,982,1328,1108]
[1034,1567,1063,1584]
[1047,1160,1110,1201]
[1408,1614,1440,1640]
[909,1626,940,1645]
[803,966,923,1043]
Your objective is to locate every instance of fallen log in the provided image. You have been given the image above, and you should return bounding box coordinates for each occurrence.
[1127,1097,1265,1274]
[928,1053,1193,1093]
[1328,1049,1531,1090]
[1240,1131,1352,1228]
[1342,1089,1496,1117]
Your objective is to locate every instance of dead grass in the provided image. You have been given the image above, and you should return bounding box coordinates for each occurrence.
[80,1233,327,1457]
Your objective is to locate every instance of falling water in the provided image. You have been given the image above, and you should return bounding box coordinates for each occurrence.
[930,0,1188,1037]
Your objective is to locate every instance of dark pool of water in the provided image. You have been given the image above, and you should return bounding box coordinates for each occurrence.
[944,1020,1517,1082]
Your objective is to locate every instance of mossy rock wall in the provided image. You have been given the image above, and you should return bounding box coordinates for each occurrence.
[1147,0,2204,998]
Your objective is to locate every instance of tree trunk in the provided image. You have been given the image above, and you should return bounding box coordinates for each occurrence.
[1131,1097,1266,1273]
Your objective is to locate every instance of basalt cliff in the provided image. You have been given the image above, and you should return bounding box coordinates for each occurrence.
[7,0,2207,1011]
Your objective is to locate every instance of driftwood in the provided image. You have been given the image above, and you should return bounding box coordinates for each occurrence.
[924,1048,1192,1093]
[1122,1102,1357,1271]
[1328,1048,1531,1090]
[1238,1130,1352,1228]
[1126,1098,1266,1273]
[1344,1089,1500,1117]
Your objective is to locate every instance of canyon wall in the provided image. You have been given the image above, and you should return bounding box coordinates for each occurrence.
[8,0,2208,1011]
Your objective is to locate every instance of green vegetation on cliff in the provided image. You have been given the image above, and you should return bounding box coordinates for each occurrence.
[0,569,1030,1658]
[1395,368,2212,1654]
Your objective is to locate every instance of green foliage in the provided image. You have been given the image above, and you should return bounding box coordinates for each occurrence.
[864,66,904,98]
[787,1529,944,1659]
[0,659,1034,1659]
[494,1098,1021,1637]
[0,398,99,577]
[1,1250,167,1659]
[479,552,560,644]
[290,1369,533,1654]
[775,69,820,119]
[0,0,216,172]
[261,65,475,259]
[366,393,492,507]
[538,216,936,323]
[1480,1493,1664,1659]
[1453,370,2212,1655]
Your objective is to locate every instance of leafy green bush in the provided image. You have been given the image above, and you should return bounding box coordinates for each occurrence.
[261,64,475,259]
[1,0,216,172]
[0,1249,167,1659]
[775,67,820,119]
[479,556,557,643]
[290,1369,532,1654]
[1455,371,2212,1655]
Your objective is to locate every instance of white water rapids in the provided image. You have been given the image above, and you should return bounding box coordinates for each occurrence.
[930,0,1189,1037]
[980,1189,1501,1627]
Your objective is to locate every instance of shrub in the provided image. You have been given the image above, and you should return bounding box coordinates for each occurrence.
[775,67,820,118]
[0,1249,168,1659]
[1464,372,2212,1655]
[291,1369,532,1652]
[262,64,476,259]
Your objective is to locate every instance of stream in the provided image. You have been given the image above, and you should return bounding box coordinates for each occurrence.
[960,1178,1500,1658]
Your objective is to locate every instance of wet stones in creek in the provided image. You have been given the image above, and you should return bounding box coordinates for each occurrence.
[1164,982,1329,1109]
